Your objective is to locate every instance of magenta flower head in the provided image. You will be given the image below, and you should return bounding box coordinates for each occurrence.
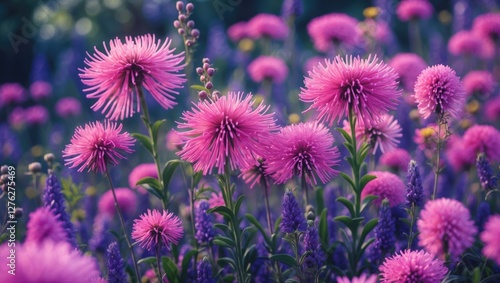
[79,34,186,120]
[0,82,25,107]
[132,209,183,250]
[98,188,137,217]
[25,105,49,125]
[128,163,158,194]
[176,92,278,175]
[445,134,472,172]
[165,129,183,151]
[358,114,402,155]
[247,13,288,40]
[388,53,427,92]
[448,30,494,59]
[303,56,326,74]
[362,171,405,207]
[247,56,289,84]
[307,13,361,53]
[30,81,52,100]
[472,13,500,41]
[63,120,135,173]
[462,124,500,163]
[485,96,500,122]
[55,97,82,118]
[265,121,340,185]
[396,0,433,22]
[417,198,477,259]
[25,207,67,244]
[413,64,466,120]
[227,21,249,42]
[462,70,495,97]
[380,148,411,172]
[300,55,401,127]
[0,241,100,283]
[380,249,448,283]
[481,215,500,265]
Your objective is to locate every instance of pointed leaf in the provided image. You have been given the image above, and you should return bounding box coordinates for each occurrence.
[190,84,209,91]
[360,195,378,213]
[359,174,377,190]
[318,208,329,247]
[180,250,198,280]
[143,185,163,200]
[340,172,356,191]
[131,133,153,155]
[162,159,181,189]
[234,195,245,215]
[137,256,156,265]
[162,256,179,283]
[336,127,352,143]
[270,254,297,267]
[336,196,355,217]
[245,213,271,246]
[213,235,235,247]
[359,218,378,248]
[136,177,161,190]
[315,187,324,215]
[209,206,234,219]
[151,119,166,144]
[334,215,354,231]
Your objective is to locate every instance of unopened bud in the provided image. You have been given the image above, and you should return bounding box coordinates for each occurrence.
[185,39,193,47]
[198,90,207,100]
[178,14,186,22]
[196,67,204,75]
[205,82,213,90]
[44,153,55,163]
[207,68,215,76]
[0,165,8,174]
[186,3,194,12]
[202,58,210,64]
[14,208,23,218]
[176,1,184,11]
[173,20,181,28]
[203,63,210,70]
[191,29,200,38]
[178,28,185,35]
[187,20,195,28]
[28,162,42,174]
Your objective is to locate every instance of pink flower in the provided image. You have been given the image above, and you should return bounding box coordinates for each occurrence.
[55,97,82,118]
[358,114,402,154]
[0,82,25,107]
[8,107,25,128]
[448,30,494,59]
[98,188,137,217]
[63,120,135,173]
[176,92,278,175]
[462,70,495,97]
[396,0,434,21]
[462,124,500,162]
[413,64,465,120]
[239,157,267,189]
[300,55,401,127]
[30,81,52,100]
[25,105,49,125]
[337,274,377,283]
[388,53,427,92]
[417,198,477,259]
[379,148,411,172]
[264,121,340,185]
[480,215,500,265]
[132,209,183,250]
[227,21,249,42]
[445,134,472,172]
[247,56,289,84]
[165,129,183,151]
[362,171,405,207]
[307,13,361,53]
[380,249,448,283]
[472,13,500,41]
[26,207,67,244]
[128,163,158,194]
[303,56,326,74]
[413,124,446,151]
[247,14,288,40]
[0,241,100,283]
[80,34,186,120]
[485,96,500,121]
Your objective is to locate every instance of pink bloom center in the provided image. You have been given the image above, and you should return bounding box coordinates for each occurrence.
[291,141,315,176]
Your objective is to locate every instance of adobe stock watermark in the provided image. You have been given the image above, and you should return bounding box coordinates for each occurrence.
[7,0,63,54]
[213,0,243,20]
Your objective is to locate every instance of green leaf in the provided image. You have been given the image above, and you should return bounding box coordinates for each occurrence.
[360,238,375,255]
[359,218,378,248]
[334,215,354,231]
[214,223,232,234]
[358,143,371,164]
[190,84,209,91]
[359,174,377,190]
[318,208,329,247]
[340,172,356,191]
[208,206,234,219]
[131,133,153,155]
[270,254,297,267]
[213,235,235,248]
[192,171,204,188]
[180,250,198,281]
[336,127,352,143]
[137,256,156,265]
[243,245,257,268]
[245,213,271,247]
[336,196,355,217]
[143,185,163,200]
[162,159,182,190]
[360,194,378,213]
[151,119,166,144]
[162,256,179,283]
[136,177,161,190]
[218,257,236,268]
[234,195,245,215]
[315,187,325,215]
[222,275,236,282]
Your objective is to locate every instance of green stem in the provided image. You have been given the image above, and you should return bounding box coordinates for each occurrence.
[105,167,141,283]
[410,20,424,59]
[155,243,163,283]
[263,180,273,234]
[432,122,442,200]
[302,172,309,209]
[188,186,199,275]
[407,203,417,249]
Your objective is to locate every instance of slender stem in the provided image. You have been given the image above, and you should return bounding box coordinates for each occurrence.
[302,172,309,209]
[188,186,199,275]
[432,122,442,200]
[409,20,424,58]
[263,180,274,234]
[105,167,141,283]
[155,243,163,283]
[407,203,417,249]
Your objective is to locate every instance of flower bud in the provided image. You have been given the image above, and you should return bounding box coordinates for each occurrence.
[207,68,215,76]
[186,3,194,12]
[196,67,204,75]
[178,28,185,35]
[173,20,181,28]
[0,165,8,175]
[191,29,200,38]
[200,75,206,82]
[198,90,207,100]
[205,82,213,90]
[44,153,55,163]
[202,58,210,64]
[28,162,42,174]
[178,14,186,22]
[203,63,210,70]
[176,1,184,11]
[187,20,195,28]
[185,39,193,47]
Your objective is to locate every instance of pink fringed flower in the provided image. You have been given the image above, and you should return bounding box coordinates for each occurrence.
[227,22,249,42]
[445,135,472,172]
[388,53,427,92]
[337,274,378,283]
[300,55,401,127]
[417,198,477,259]
[362,171,405,207]
[472,13,500,41]
[264,121,340,185]
[30,81,52,100]
[481,215,500,265]
[8,107,25,128]
[462,70,494,97]
[396,0,434,21]
[239,157,268,189]
[63,120,135,173]
[176,92,278,175]
[413,65,465,120]
[307,13,361,53]
[380,148,411,172]
[98,188,137,217]
[448,30,494,59]
[247,14,288,40]
[358,114,402,154]
[380,249,448,283]
[165,129,183,151]
[80,34,186,120]
[26,207,67,244]
[0,82,25,107]
[462,125,500,162]
[485,96,500,122]
[55,97,82,118]
[25,105,49,125]
[129,163,158,194]
[303,56,326,74]
[247,56,289,84]
[132,209,183,250]
[0,241,100,283]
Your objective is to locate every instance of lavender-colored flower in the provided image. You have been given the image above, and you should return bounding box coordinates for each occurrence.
[264,121,340,185]
[63,121,135,173]
[406,160,424,207]
[247,56,289,84]
[195,200,215,245]
[300,55,401,127]
[247,14,288,40]
[55,97,82,118]
[413,64,466,120]
[196,258,215,283]
[396,0,433,21]
[477,153,497,191]
[132,209,183,251]
[370,200,395,263]
[388,53,427,92]
[281,0,303,18]
[98,188,138,218]
[280,189,306,233]
[30,81,52,100]
[106,242,127,283]
[307,13,361,53]
[89,214,112,252]
[476,201,491,233]
[481,215,500,265]
[303,222,325,273]
[176,92,278,175]
[25,207,67,244]
[0,82,25,107]
[80,34,186,120]
[380,249,448,283]
[43,171,77,247]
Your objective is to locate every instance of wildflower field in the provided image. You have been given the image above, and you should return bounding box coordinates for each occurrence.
[2,0,500,282]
